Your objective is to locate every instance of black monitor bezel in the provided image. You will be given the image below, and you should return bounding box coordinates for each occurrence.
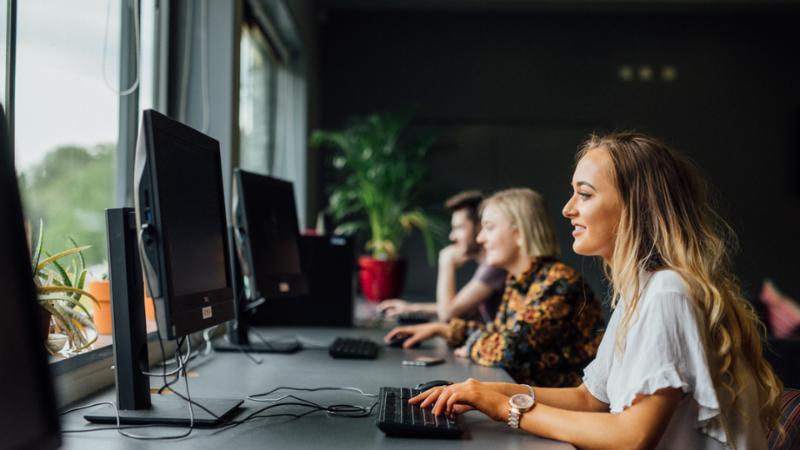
[232,168,308,302]
[134,109,235,339]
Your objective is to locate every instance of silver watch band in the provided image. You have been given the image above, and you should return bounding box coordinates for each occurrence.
[522,384,534,398]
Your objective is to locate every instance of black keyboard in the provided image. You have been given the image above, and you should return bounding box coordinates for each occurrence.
[375,387,464,439]
[396,312,430,324]
[328,337,380,359]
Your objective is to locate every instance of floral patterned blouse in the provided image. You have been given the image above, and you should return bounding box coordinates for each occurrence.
[446,257,605,388]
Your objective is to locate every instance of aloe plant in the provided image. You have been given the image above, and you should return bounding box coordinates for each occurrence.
[31,221,99,356]
[311,112,445,263]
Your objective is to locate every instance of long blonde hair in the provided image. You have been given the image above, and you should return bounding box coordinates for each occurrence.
[577,133,782,432]
[481,188,561,258]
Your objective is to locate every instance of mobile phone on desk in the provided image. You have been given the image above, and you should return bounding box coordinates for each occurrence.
[402,357,445,367]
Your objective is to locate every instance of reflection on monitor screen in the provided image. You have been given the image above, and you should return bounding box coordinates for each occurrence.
[159,131,227,296]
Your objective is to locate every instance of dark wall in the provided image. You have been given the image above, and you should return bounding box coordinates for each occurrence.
[316,9,800,309]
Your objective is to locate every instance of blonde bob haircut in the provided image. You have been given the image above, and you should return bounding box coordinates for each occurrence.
[480,188,560,258]
[577,132,783,437]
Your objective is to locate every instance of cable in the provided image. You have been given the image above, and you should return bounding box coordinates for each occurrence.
[199,0,210,134]
[103,0,140,96]
[221,333,265,364]
[179,0,194,123]
[178,0,210,131]
[248,328,301,351]
[248,386,379,402]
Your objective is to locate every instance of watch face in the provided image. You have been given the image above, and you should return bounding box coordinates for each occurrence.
[509,394,534,410]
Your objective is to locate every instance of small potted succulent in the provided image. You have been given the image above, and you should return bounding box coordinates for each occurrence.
[311,112,444,301]
[31,221,99,357]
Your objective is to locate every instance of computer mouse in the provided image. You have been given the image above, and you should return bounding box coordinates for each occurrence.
[386,334,420,348]
[415,380,453,391]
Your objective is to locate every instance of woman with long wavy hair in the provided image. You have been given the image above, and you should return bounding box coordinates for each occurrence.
[411,133,783,449]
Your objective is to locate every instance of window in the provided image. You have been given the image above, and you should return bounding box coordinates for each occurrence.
[3,0,150,357]
[15,1,120,273]
[239,17,277,176]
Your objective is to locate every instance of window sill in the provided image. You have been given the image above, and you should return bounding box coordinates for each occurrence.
[49,323,224,408]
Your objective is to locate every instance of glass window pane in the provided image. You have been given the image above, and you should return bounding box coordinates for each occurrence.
[239,22,275,176]
[15,0,121,354]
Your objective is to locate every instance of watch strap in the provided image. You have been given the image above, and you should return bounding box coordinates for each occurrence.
[508,406,522,429]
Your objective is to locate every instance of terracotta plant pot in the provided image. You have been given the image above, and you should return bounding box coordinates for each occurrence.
[358,256,407,302]
[88,281,112,335]
[144,294,155,320]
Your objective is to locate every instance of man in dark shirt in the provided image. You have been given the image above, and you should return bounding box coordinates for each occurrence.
[377,191,507,323]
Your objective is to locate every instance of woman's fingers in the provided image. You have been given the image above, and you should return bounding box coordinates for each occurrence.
[452,405,475,414]
[383,325,414,342]
[413,387,443,408]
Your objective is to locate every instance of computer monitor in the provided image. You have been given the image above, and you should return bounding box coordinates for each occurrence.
[0,105,62,449]
[85,109,241,425]
[213,169,308,353]
[234,169,307,301]
[134,109,236,339]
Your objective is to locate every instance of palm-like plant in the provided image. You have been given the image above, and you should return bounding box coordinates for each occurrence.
[31,221,99,356]
[311,112,444,263]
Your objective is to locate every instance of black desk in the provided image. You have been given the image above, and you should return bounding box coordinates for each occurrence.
[58,327,573,449]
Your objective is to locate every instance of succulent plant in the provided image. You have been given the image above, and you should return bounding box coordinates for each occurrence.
[31,221,99,357]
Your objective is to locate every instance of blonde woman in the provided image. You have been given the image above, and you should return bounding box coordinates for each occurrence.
[385,188,605,388]
[411,134,783,449]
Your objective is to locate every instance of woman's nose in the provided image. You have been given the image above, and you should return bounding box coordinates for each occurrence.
[563,198,575,218]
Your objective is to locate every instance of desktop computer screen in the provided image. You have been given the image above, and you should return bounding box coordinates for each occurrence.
[85,109,240,425]
[215,169,308,352]
[0,105,61,449]
[134,109,236,339]
[233,169,308,301]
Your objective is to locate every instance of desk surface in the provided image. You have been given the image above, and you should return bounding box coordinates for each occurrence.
[58,327,573,449]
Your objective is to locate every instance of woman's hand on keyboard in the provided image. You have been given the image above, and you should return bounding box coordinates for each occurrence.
[410,378,510,422]
[384,323,448,348]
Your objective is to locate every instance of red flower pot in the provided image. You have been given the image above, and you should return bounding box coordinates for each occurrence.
[358,256,407,302]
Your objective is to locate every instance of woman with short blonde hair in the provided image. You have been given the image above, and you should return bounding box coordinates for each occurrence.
[481,188,560,259]
[386,187,604,388]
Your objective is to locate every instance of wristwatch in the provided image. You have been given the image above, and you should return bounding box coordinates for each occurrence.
[507,387,535,429]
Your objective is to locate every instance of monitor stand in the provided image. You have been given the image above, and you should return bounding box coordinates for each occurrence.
[85,208,241,426]
[211,227,301,354]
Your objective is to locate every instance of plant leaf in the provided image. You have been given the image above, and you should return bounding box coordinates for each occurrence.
[73,270,88,301]
[31,219,44,273]
[67,236,86,273]
[42,251,73,291]
[35,246,90,274]
[38,286,98,309]
[40,295,92,319]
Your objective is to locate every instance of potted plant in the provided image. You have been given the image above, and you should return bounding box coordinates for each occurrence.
[311,112,444,301]
[31,221,99,357]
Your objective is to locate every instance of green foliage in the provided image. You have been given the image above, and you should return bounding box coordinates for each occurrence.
[311,113,447,263]
[32,224,99,355]
[19,143,115,268]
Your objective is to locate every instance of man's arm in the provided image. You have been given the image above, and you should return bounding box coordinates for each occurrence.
[438,280,495,322]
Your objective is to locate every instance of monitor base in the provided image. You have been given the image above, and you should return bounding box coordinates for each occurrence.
[84,397,242,426]
[212,338,301,353]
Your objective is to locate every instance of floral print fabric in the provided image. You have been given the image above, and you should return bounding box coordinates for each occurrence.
[447,257,605,387]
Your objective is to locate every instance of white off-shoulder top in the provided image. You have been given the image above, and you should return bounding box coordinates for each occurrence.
[583,270,767,449]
